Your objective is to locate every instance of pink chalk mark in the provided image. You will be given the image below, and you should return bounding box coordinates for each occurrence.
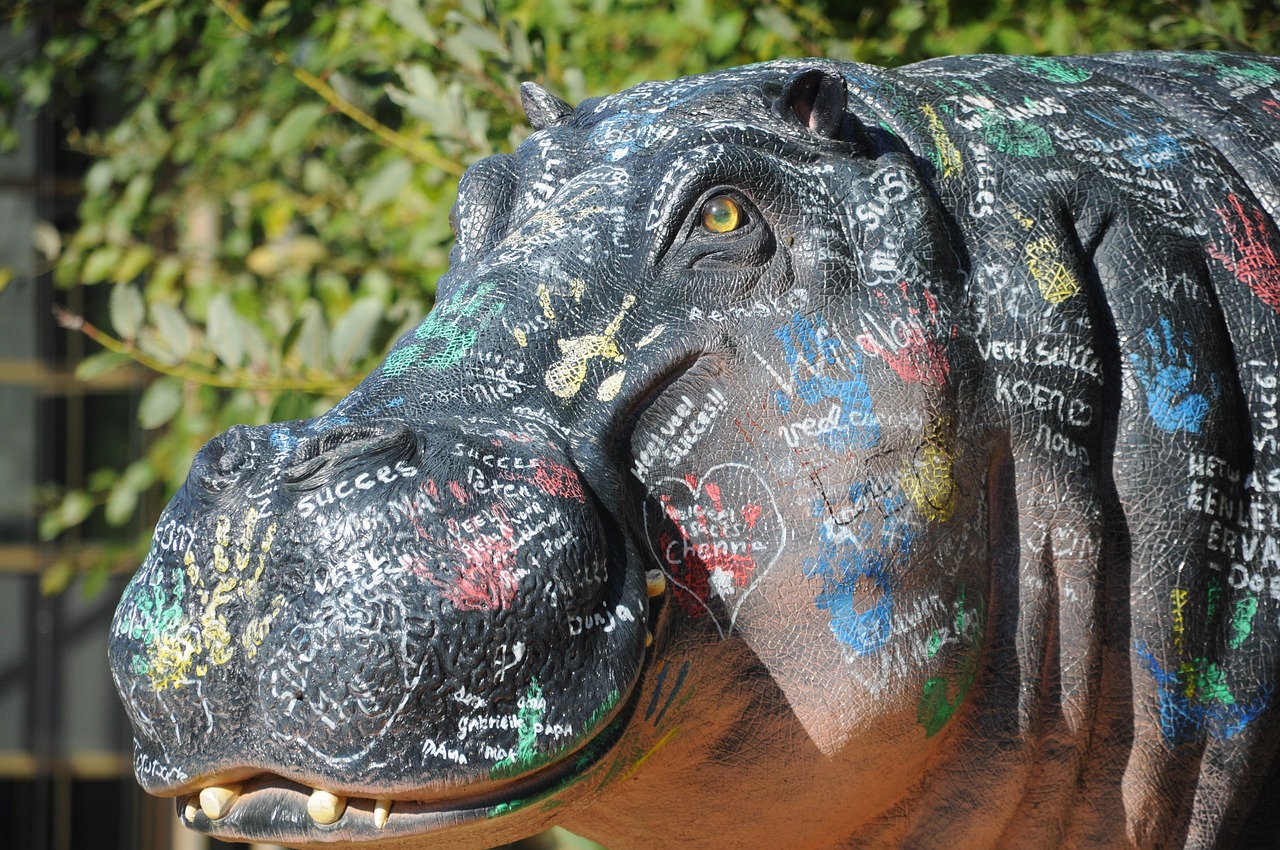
[439,533,520,611]
[532,459,587,503]
[1208,194,1280,313]
[742,503,762,529]
[857,281,951,386]
[704,482,723,512]
[448,480,469,505]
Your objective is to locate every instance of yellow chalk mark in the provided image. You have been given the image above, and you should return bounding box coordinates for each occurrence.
[921,104,963,178]
[597,370,626,401]
[149,627,202,691]
[1025,236,1080,303]
[146,507,284,691]
[900,414,958,522]
[213,515,231,572]
[569,278,585,302]
[537,283,556,321]
[624,727,680,780]
[545,295,636,399]
[1172,588,1188,649]
[513,327,528,347]
[636,324,666,348]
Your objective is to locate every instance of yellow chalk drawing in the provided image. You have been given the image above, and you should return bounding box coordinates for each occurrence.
[545,294,636,398]
[921,104,963,178]
[537,283,557,321]
[597,370,626,401]
[513,327,528,347]
[1025,236,1080,303]
[636,324,666,348]
[1010,208,1035,230]
[146,507,284,691]
[900,414,958,522]
[623,727,679,780]
[1172,588,1188,649]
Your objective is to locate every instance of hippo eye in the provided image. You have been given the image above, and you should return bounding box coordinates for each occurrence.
[701,196,742,233]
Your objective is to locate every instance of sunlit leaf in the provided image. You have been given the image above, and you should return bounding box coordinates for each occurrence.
[330,296,384,371]
[82,244,122,283]
[75,350,131,382]
[151,303,193,361]
[138,376,183,429]
[359,158,414,215]
[269,102,327,158]
[293,300,329,372]
[112,243,154,283]
[105,460,156,525]
[40,558,76,595]
[207,293,245,369]
[109,282,146,339]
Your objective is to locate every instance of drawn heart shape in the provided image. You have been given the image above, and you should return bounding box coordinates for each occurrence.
[642,462,785,638]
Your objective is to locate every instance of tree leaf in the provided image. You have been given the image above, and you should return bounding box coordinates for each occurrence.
[358,158,414,215]
[82,244,122,283]
[112,243,153,283]
[206,292,245,368]
[110,282,146,340]
[269,103,326,158]
[293,300,329,372]
[75,350,131,382]
[39,491,94,541]
[330,296,384,371]
[138,376,183,429]
[105,460,156,526]
[382,0,439,44]
[151,302,193,361]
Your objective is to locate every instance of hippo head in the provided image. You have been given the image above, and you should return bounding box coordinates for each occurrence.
[109,61,985,847]
[110,53,1280,849]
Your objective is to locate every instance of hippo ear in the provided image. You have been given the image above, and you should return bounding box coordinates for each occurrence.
[775,68,848,140]
[520,82,574,130]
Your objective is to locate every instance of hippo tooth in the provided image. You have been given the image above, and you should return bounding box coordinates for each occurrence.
[199,784,241,820]
[307,788,347,825]
[373,797,392,829]
[183,796,200,821]
[646,569,667,598]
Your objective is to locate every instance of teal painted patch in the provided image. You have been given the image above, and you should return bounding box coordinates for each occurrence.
[1010,56,1091,84]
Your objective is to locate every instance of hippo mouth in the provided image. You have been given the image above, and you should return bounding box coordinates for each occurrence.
[175,681,644,846]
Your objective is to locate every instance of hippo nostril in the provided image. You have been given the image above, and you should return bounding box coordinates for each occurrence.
[282,420,420,487]
[189,424,265,493]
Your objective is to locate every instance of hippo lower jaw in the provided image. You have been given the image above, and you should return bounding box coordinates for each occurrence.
[174,663,648,846]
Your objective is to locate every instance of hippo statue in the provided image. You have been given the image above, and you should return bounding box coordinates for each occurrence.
[109,51,1280,849]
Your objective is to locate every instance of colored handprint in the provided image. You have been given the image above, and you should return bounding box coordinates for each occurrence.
[1128,317,1218,434]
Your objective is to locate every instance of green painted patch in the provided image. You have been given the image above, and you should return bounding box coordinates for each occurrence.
[917,586,985,738]
[406,279,506,372]
[491,680,546,780]
[1229,593,1259,649]
[1010,56,1091,84]
[978,109,1055,158]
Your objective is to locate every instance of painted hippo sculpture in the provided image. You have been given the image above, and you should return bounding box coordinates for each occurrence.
[110,51,1280,849]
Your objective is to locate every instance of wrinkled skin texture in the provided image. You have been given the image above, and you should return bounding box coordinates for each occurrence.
[111,52,1280,849]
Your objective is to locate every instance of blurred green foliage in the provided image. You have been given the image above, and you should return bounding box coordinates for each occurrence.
[1,0,1276,642]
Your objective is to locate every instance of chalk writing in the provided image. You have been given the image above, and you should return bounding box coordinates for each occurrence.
[775,312,881,452]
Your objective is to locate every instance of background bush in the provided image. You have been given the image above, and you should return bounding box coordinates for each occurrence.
[2,0,1277,604]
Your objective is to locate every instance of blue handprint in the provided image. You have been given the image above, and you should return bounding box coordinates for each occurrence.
[1128,317,1218,434]
[775,312,881,452]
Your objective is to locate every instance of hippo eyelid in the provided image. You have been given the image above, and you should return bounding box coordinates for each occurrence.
[650,182,763,267]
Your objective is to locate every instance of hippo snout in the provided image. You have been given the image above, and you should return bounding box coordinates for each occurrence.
[110,414,648,800]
